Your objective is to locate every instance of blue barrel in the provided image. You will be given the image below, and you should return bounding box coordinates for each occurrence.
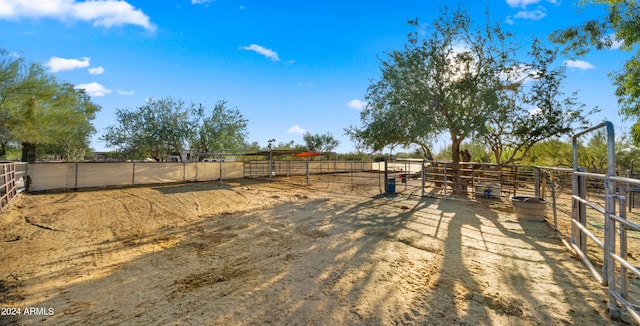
[386,176,396,193]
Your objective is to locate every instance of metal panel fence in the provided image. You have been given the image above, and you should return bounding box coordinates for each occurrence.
[13,140,640,322]
[1,162,26,212]
[566,121,640,323]
[26,162,244,191]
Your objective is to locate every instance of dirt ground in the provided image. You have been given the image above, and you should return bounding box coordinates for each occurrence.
[0,177,626,325]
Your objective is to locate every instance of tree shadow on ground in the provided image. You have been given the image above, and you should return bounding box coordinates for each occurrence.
[4,180,623,325]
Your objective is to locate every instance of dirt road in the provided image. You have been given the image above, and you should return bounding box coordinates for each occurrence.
[0,178,622,325]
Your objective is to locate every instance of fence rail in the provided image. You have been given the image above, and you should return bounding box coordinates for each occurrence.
[25,161,245,191]
[10,146,640,323]
[1,162,26,212]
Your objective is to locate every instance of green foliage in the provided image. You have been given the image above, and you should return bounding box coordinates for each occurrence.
[340,152,373,161]
[2,144,21,160]
[273,140,305,151]
[102,97,196,161]
[550,0,640,142]
[521,138,573,167]
[464,140,493,163]
[482,39,592,164]
[302,132,340,153]
[102,98,249,161]
[245,141,261,151]
[0,49,99,162]
[192,101,249,154]
[517,130,640,172]
[39,85,99,161]
[347,7,589,167]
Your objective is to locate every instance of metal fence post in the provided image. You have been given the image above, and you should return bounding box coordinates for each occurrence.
[421,160,426,198]
[618,185,629,309]
[75,161,79,190]
[384,159,388,193]
[443,162,448,200]
[534,167,540,198]
[269,150,273,181]
[578,166,587,255]
[550,169,558,230]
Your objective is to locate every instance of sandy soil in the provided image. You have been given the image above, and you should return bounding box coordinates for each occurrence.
[0,177,625,325]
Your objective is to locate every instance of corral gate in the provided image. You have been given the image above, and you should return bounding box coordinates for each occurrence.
[1,162,25,212]
[572,121,640,322]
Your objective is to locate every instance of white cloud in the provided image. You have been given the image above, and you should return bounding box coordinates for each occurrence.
[117,89,134,95]
[506,0,556,8]
[513,7,547,20]
[239,5,245,10]
[46,56,90,73]
[88,66,104,75]
[603,34,624,50]
[506,0,540,8]
[287,125,307,135]
[347,99,367,110]
[297,82,314,87]
[610,38,624,50]
[0,0,155,31]
[192,0,214,4]
[241,44,280,61]
[529,107,542,115]
[565,60,595,70]
[75,82,111,96]
[505,16,515,25]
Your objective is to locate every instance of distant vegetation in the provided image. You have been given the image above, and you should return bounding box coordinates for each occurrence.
[102,98,250,161]
[347,7,593,193]
[3,0,639,168]
[0,49,100,162]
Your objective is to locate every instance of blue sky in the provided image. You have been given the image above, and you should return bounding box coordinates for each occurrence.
[0,0,632,153]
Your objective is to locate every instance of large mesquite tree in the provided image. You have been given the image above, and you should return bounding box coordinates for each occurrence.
[347,7,589,193]
[102,98,249,161]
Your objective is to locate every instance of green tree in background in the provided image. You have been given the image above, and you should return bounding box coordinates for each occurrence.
[103,97,249,161]
[192,100,249,155]
[302,132,340,153]
[39,84,100,161]
[480,39,591,164]
[0,49,99,162]
[348,7,588,193]
[274,140,305,151]
[103,97,198,161]
[550,0,640,142]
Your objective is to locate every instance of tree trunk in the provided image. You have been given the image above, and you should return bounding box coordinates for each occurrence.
[451,135,467,195]
[21,142,36,163]
[0,143,6,157]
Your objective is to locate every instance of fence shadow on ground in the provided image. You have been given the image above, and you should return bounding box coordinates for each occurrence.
[4,179,619,324]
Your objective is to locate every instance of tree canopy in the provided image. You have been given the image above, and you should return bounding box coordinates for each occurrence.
[348,8,589,166]
[192,100,249,154]
[302,132,340,153]
[0,49,99,162]
[102,97,249,161]
[347,7,590,192]
[550,0,640,142]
